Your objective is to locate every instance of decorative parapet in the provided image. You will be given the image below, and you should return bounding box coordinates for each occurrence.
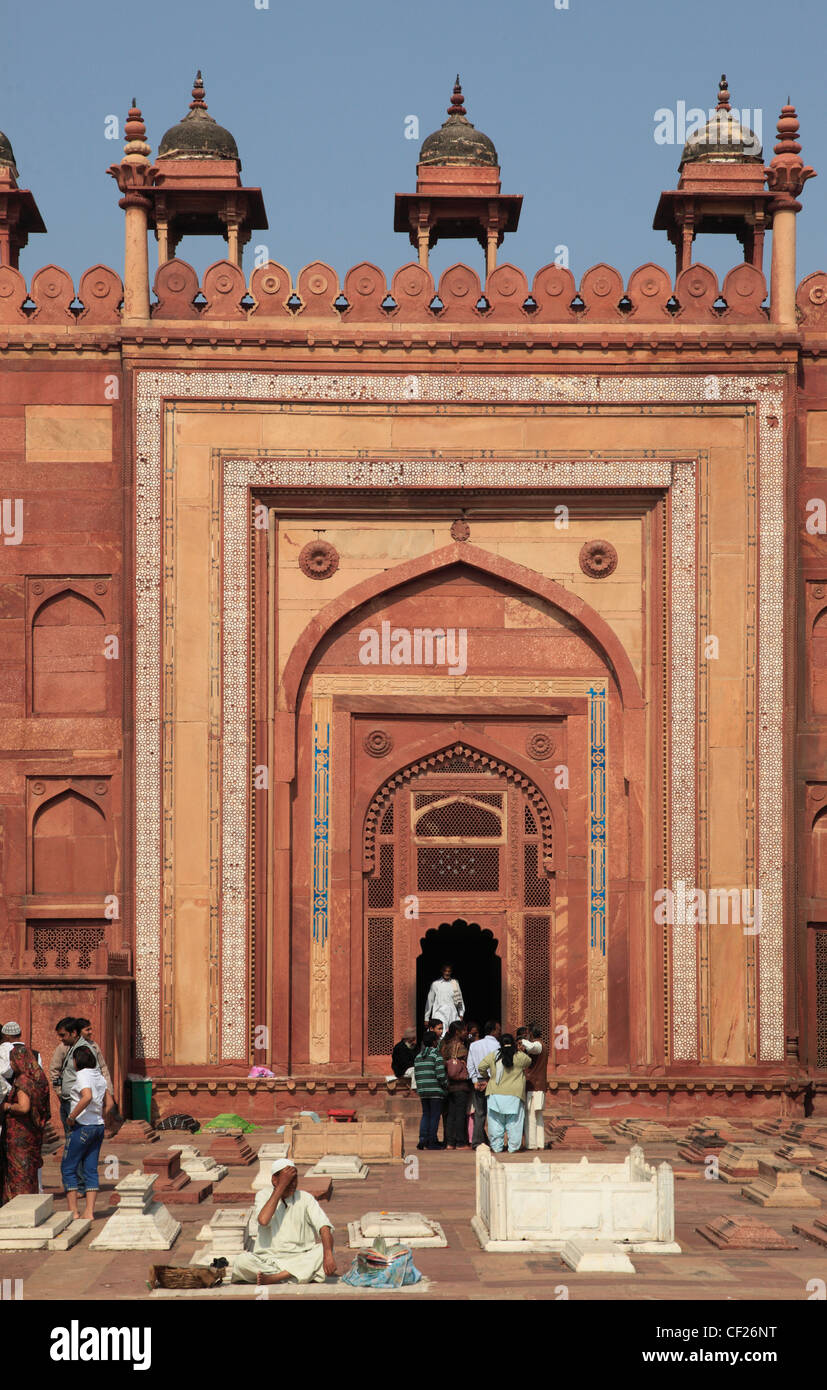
[797,271,827,328]
[0,257,781,329]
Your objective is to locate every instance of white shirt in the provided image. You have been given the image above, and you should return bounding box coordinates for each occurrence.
[467,1034,499,1082]
[70,1067,107,1125]
[0,1039,22,1081]
[424,977,464,1027]
[0,1074,9,1136]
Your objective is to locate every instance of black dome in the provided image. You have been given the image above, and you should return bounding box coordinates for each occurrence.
[0,129,19,179]
[419,77,498,168]
[158,72,239,163]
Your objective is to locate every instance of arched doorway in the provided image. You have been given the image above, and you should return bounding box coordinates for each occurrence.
[363,741,557,1065]
[416,920,501,1038]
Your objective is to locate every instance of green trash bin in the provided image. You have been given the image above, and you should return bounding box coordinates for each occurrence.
[128,1074,152,1122]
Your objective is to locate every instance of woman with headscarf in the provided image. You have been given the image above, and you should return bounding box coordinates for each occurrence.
[0,1045,51,1203]
[476,1032,531,1154]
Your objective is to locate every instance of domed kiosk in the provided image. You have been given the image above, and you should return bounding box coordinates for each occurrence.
[394,77,521,275]
[148,72,267,267]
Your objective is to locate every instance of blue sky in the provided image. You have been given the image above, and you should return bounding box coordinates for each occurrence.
[3,0,825,290]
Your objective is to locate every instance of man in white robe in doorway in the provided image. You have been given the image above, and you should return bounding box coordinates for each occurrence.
[424,964,465,1031]
[231,1159,337,1285]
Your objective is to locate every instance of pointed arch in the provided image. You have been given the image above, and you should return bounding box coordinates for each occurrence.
[32,588,105,627]
[279,541,643,713]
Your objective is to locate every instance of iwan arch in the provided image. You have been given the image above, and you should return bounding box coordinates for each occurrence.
[1,71,825,1119]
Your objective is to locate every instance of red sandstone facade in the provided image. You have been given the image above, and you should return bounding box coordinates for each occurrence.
[1,77,827,1121]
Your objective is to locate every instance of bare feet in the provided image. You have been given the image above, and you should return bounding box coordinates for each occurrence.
[255,1271,291,1285]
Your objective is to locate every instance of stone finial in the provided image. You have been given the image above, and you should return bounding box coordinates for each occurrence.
[765,101,816,210]
[190,70,208,111]
[123,100,151,162]
[716,74,731,111]
[448,76,466,117]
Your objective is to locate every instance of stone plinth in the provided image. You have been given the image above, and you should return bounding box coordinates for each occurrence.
[692,1116,751,1142]
[190,1206,253,1267]
[284,1118,404,1164]
[90,1172,181,1250]
[140,1151,212,1204]
[209,1135,256,1166]
[0,1194,54,1227]
[810,1162,827,1182]
[305,1155,369,1179]
[0,1194,89,1251]
[779,1122,827,1149]
[549,1124,606,1151]
[251,1142,290,1190]
[775,1144,815,1166]
[791,1218,827,1248]
[168,1143,228,1181]
[677,1130,729,1163]
[472,1145,680,1254]
[348,1211,446,1248]
[696,1216,797,1250]
[741,1159,821,1209]
[613,1120,673,1144]
[755,1118,787,1137]
[562,1239,636,1273]
[717,1144,776,1183]
[109,1121,159,1145]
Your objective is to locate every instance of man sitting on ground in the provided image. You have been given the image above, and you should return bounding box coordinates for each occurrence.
[232,1159,337,1286]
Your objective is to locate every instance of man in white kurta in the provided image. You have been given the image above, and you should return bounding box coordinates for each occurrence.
[232,1160,336,1285]
[424,965,464,1030]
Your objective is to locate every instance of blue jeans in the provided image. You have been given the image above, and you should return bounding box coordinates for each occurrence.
[59,1098,85,1196]
[486,1096,525,1153]
[418,1097,444,1148]
[61,1123,105,1192]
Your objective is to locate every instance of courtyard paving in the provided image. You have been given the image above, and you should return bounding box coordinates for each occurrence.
[2,1118,826,1303]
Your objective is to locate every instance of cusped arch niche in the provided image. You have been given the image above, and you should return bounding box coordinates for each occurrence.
[32,589,106,715]
[363,740,557,875]
[32,789,108,896]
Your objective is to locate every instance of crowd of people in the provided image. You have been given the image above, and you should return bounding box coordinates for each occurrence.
[0,1014,115,1216]
[391,970,549,1155]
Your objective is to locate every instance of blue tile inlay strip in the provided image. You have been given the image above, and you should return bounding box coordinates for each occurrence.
[312,714,330,945]
[589,684,607,956]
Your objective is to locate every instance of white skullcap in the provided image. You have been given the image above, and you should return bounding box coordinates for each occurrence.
[1,1022,21,1037]
[270,1158,296,1175]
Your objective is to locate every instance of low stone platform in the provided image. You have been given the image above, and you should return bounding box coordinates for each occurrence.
[347,1211,446,1248]
[696,1215,797,1250]
[791,1217,827,1248]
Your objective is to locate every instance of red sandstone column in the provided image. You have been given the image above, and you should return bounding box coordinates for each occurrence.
[107,102,156,322]
[765,102,815,328]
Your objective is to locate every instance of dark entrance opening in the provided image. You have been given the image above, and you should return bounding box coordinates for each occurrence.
[416,919,501,1040]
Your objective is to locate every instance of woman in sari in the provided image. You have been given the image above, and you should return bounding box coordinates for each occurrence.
[0,1045,51,1202]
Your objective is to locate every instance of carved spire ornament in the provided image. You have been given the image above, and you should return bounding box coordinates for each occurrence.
[765,99,816,325]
